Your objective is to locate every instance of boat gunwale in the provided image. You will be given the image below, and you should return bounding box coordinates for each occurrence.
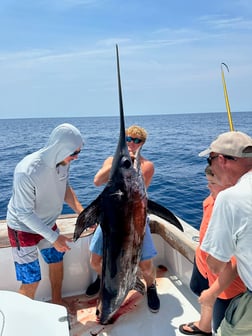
[0,214,199,264]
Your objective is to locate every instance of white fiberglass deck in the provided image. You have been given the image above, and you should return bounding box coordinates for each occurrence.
[66,266,200,336]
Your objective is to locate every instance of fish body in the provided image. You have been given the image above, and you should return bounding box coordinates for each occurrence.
[97,145,147,324]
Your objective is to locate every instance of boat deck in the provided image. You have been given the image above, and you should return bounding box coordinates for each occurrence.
[0,215,200,336]
[65,265,200,336]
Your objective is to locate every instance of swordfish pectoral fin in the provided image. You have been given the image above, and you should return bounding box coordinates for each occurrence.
[73,195,102,241]
[147,199,184,232]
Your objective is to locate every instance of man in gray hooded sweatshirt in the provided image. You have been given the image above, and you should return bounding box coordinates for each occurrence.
[7,123,84,305]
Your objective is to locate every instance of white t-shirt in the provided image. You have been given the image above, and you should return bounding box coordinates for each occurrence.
[201,171,252,290]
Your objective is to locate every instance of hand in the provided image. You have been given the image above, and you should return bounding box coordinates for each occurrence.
[198,288,217,307]
[53,234,72,252]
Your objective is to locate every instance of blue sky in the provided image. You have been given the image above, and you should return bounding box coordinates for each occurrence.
[0,0,252,118]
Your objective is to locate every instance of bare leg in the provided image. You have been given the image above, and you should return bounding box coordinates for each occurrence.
[90,253,102,275]
[90,255,156,287]
[198,304,213,332]
[181,304,213,334]
[49,261,64,305]
[19,282,39,299]
[139,259,156,287]
[139,258,160,312]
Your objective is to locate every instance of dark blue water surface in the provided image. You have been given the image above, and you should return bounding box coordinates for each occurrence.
[1,112,251,229]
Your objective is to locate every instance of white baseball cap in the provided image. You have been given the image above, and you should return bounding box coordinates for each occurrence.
[199,131,252,158]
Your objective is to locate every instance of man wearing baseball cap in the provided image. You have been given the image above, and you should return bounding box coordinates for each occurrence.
[197,131,252,335]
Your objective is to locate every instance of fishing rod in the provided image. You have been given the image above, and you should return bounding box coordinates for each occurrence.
[221,62,235,131]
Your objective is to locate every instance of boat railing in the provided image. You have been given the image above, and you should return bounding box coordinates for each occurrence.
[0,214,199,261]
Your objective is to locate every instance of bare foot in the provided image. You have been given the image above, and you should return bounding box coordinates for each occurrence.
[51,298,69,308]
[179,321,212,335]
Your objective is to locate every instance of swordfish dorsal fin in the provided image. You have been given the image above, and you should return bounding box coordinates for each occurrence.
[147,199,184,232]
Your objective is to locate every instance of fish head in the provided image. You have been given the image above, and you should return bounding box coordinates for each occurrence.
[109,141,133,179]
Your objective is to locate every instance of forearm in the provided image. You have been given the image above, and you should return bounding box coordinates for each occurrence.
[94,157,113,186]
[64,186,84,214]
[199,261,238,305]
[94,167,110,186]
[18,211,58,243]
[211,261,237,296]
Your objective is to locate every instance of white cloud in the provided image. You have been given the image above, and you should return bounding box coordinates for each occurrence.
[199,15,252,30]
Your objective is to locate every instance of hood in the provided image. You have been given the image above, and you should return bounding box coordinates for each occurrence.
[40,123,84,168]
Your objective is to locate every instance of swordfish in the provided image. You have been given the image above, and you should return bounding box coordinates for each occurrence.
[73,45,183,325]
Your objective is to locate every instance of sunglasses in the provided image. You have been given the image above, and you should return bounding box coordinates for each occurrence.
[207,155,218,165]
[207,154,236,166]
[70,149,81,157]
[126,136,142,144]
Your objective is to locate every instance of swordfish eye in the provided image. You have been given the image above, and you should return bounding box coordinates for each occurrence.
[120,157,131,169]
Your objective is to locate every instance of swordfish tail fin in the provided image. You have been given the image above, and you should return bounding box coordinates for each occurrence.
[147,199,184,232]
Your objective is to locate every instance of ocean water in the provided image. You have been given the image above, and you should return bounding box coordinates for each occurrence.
[0,112,251,229]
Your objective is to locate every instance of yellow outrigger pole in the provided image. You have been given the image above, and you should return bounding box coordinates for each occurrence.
[221,62,234,131]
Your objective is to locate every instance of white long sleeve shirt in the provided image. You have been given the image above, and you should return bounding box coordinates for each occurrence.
[7,123,83,244]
